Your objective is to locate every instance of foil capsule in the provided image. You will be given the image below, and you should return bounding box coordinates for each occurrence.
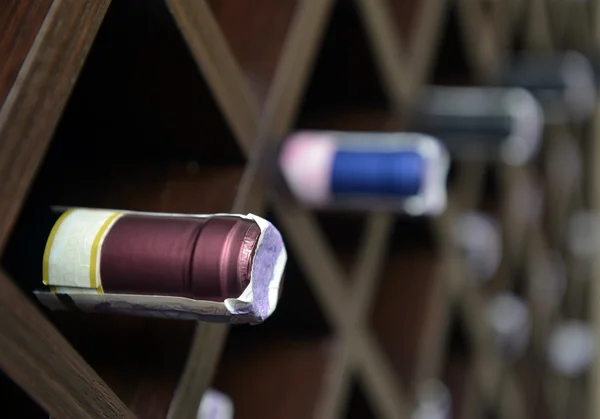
[495,51,597,123]
[99,214,261,300]
[412,86,544,165]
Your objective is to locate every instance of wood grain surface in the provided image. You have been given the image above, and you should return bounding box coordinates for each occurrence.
[0,0,112,253]
[166,1,334,418]
[0,0,137,416]
[167,0,260,154]
[0,0,53,109]
[0,269,133,418]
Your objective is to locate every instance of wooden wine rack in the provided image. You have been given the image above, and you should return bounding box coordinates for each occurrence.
[0,0,599,418]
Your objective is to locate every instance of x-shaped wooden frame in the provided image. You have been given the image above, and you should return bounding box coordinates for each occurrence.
[1,0,598,418]
[359,1,534,418]
[0,1,136,417]
[165,1,546,418]
[166,1,422,418]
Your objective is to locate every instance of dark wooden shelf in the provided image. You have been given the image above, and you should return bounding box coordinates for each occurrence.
[214,337,333,419]
[47,162,244,215]
[0,0,112,251]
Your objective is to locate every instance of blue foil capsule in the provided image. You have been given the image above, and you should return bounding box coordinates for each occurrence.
[331,150,424,197]
[278,131,449,215]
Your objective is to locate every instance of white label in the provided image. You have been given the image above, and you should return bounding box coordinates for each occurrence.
[44,209,122,289]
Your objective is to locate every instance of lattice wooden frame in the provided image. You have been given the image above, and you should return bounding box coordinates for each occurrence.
[0,0,599,418]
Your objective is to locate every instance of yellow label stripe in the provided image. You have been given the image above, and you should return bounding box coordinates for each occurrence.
[42,209,74,286]
[89,212,122,290]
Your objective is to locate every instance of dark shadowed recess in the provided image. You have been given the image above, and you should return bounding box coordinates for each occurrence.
[297,0,389,114]
[430,4,476,86]
[344,380,377,419]
[49,0,243,166]
[442,307,473,418]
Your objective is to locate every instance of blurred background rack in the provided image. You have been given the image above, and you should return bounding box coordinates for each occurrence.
[1,0,600,418]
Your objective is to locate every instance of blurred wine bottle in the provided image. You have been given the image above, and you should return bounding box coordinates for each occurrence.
[277,131,450,215]
[495,51,597,123]
[412,86,543,165]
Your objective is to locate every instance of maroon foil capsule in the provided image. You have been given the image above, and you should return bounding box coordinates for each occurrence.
[99,214,261,300]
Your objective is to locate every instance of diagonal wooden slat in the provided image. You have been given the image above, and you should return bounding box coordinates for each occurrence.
[229,45,411,419]
[456,170,534,419]
[314,213,394,418]
[0,269,134,418]
[272,202,409,419]
[0,0,112,254]
[0,0,53,108]
[0,0,135,415]
[166,323,228,419]
[522,0,554,51]
[416,157,533,419]
[166,0,259,154]
[457,0,513,79]
[257,0,335,139]
[166,2,335,418]
[407,0,450,90]
[358,2,542,417]
[314,340,353,419]
[545,0,569,45]
[354,0,410,108]
[414,162,487,387]
[351,7,487,411]
[232,0,336,214]
[339,3,523,416]
[548,0,594,50]
[356,0,448,106]
[0,0,595,417]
